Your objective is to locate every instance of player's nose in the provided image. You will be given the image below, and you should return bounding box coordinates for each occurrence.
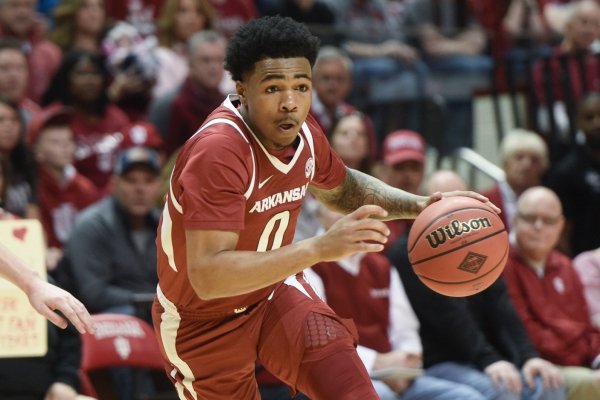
[280,91,297,112]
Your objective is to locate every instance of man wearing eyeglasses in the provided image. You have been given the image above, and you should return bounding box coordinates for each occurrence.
[504,186,600,398]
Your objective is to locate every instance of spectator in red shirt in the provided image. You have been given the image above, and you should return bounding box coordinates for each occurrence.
[208,0,258,39]
[310,46,355,134]
[0,37,41,125]
[373,130,427,252]
[0,0,62,103]
[165,29,227,157]
[534,0,600,102]
[481,129,549,232]
[28,104,99,270]
[309,46,378,147]
[119,120,164,154]
[504,186,600,398]
[532,0,600,138]
[102,22,161,122]
[104,0,165,37]
[42,50,130,194]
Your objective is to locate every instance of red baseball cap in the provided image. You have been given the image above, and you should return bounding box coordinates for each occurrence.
[119,121,163,150]
[27,104,72,146]
[382,130,426,165]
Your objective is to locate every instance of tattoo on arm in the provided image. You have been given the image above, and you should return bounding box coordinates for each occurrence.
[311,168,426,219]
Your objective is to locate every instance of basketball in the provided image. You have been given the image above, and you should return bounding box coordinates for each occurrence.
[407,196,508,297]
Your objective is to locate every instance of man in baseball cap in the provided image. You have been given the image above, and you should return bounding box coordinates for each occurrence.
[61,144,163,400]
[379,130,426,194]
[63,144,162,319]
[113,146,161,176]
[375,130,427,251]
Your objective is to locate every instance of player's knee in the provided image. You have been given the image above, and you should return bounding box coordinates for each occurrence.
[303,312,354,350]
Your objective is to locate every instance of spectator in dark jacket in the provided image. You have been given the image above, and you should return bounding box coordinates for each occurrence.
[59,146,162,322]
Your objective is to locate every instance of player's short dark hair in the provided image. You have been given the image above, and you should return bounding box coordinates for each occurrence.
[225,16,321,82]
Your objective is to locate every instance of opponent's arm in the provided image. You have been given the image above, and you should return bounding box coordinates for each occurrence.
[187,205,390,300]
[0,243,95,334]
[311,167,494,219]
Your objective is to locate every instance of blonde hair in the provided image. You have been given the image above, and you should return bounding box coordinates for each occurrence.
[157,0,215,48]
[314,46,353,73]
[51,0,106,51]
[500,129,549,168]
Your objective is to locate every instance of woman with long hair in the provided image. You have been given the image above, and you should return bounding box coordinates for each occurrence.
[50,0,109,54]
[0,96,39,219]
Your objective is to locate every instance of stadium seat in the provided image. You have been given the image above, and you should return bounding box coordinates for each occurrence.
[79,313,177,400]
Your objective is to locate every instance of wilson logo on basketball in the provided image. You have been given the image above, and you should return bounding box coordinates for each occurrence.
[425,217,492,249]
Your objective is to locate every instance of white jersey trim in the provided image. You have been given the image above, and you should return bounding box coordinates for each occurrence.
[224,94,306,175]
[160,202,178,272]
[168,168,183,214]
[156,284,198,399]
[186,108,257,200]
[301,122,316,181]
[283,274,313,299]
[253,132,305,174]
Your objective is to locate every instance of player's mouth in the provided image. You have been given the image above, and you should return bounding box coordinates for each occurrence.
[277,119,298,133]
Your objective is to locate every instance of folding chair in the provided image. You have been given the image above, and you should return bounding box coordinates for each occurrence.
[79,313,177,400]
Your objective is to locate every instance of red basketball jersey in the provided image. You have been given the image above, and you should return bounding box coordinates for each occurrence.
[156,95,346,316]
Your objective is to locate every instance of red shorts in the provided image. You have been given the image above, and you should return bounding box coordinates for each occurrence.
[152,275,377,399]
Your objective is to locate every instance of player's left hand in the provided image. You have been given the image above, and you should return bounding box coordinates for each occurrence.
[27,278,96,334]
[522,357,564,390]
[423,191,501,214]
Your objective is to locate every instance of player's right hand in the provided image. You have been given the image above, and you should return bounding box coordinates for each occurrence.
[317,205,390,261]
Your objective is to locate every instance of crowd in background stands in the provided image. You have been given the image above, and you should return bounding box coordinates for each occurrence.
[3,0,600,399]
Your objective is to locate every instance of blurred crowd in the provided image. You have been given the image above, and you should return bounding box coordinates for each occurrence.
[2,0,600,399]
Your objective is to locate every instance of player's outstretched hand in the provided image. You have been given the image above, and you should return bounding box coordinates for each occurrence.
[26,278,95,334]
[317,205,390,261]
[423,191,501,214]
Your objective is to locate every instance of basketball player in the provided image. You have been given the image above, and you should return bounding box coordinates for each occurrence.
[0,242,95,334]
[153,16,497,400]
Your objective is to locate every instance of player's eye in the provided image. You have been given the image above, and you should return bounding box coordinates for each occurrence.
[297,84,310,92]
[265,86,278,93]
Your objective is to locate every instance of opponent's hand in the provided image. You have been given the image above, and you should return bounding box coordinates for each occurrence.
[44,382,77,400]
[316,205,390,261]
[422,191,501,214]
[485,360,522,393]
[26,278,95,334]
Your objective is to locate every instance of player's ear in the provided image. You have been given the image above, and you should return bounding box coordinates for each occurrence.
[236,81,246,105]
